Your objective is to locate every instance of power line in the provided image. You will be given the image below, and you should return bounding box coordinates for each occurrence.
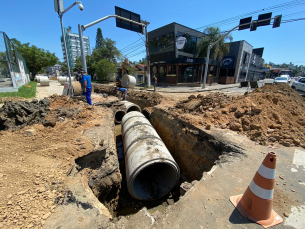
[119,38,142,52]
[121,43,145,54]
[123,45,145,57]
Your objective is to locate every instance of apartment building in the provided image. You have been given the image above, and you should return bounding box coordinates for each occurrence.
[61,26,90,68]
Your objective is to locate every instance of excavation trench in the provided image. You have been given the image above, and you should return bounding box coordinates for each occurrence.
[80,97,243,220]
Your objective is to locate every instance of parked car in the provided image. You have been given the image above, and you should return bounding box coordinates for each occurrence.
[273,76,290,84]
[292,77,305,92]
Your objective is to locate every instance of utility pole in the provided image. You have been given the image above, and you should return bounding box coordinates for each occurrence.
[55,0,84,95]
[143,21,151,87]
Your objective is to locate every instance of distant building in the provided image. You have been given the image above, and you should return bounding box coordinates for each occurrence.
[48,64,61,75]
[132,64,147,83]
[220,41,265,83]
[148,22,221,85]
[61,26,90,68]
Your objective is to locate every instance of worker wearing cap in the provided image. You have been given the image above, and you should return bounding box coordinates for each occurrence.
[79,69,92,105]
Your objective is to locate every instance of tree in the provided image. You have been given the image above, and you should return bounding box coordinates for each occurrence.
[95,28,104,49]
[61,62,72,75]
[197,27,233,60]
[92,59,116,81]
[11,39,58,80]
[92,38,121,63]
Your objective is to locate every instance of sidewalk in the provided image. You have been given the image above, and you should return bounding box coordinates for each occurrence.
[146,83,240,93]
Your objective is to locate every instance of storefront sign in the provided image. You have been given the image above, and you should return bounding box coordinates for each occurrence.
[221,55,235,68]
[176,37,187,50]
[186,58,193,63]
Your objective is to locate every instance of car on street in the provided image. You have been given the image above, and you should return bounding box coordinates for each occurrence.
[291,77,305,92]
[273,76,291,84]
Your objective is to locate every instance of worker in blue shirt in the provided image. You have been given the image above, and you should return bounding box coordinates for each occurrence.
[79,69,92,105]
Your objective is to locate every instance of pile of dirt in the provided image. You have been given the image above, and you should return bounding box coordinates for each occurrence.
[0,98,50,131]
[93,84,163,107]
[128,91,163,107]
[174,84,305,148]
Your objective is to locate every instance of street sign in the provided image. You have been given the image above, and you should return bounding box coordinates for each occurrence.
[273,15,282,28]
[54,0,64,13]
[176,37,187,49]
[62,82,70,95]
[239,17,252,30]
[115,6,142,33]
[257,12,272,27]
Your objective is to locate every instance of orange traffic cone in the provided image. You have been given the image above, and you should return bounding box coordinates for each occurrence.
[230,152,283,228]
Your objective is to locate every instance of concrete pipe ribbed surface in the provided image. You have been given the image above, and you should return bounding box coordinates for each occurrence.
[121,111,180,200]
[114,110,126,124]
[121,101,141,113]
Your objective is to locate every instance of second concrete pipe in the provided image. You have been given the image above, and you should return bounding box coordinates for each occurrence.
[121,111,180,200]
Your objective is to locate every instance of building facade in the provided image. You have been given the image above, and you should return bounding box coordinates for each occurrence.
[48,64,62,75]
[219,41,265,83]
[61,26,90,68]
[148,22,221,85]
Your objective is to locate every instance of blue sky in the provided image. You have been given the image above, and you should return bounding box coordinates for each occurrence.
[1,0,304,65]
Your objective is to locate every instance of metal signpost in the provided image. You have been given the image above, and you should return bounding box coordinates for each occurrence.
[201,13,282,89]
[78,7,151,87]
[54,0,84,96]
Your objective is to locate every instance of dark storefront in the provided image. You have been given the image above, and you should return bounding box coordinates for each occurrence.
[148,23,221,85]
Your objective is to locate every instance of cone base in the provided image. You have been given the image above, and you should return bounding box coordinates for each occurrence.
[230,194,283,228]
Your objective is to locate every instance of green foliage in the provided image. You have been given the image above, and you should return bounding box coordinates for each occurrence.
[0,81,37,102]
[197,27,233,60]
[61,62,72,74]
[92,38,121,63]
[10,39,58,80]
[95,28,104,49]
[92,59,116,81]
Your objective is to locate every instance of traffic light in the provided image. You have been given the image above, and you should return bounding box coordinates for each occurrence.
[250,21,258,31]
[273,15,282,28]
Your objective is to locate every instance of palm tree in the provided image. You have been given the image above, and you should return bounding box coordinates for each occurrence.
[197,27,233,60]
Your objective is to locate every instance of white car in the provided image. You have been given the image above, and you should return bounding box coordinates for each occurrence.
[292,77,305,92]
[273,76,290,84]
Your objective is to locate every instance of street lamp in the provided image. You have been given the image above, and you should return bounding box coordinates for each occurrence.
[54,0,84,96]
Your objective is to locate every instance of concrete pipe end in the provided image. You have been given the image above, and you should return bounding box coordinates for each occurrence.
[114,110,126,124]
[129,160,180,201]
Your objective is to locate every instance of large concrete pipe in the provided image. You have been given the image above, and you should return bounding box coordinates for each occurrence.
[121,101,141,113]
[122,74,136,88]
[141,107,153,120]
[114,110,126,124]
[121,111,180,200]
[40,77,50,86]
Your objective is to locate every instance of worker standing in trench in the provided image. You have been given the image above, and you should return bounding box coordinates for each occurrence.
[79,69,92,105]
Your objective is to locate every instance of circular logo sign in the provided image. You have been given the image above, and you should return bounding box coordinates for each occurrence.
[176,37,187,50]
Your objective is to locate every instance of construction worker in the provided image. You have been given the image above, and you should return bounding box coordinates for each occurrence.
[79,69,92,105]
[116,78,127,101]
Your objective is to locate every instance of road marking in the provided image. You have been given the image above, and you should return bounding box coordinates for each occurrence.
[284,205,305,229]
[293,149,305,168]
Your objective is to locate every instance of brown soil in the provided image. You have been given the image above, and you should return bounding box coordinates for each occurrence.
[0,95,111,228]
[172,84,305,148]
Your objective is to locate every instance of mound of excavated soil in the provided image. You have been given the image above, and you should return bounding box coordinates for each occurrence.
[93,84,163,107]
[0,98,50,131]
[174,84,305,148]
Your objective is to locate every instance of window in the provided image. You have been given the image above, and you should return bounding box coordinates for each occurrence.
[148,32,175,55]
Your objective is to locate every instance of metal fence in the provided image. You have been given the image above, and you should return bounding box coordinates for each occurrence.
[0,32,30,92]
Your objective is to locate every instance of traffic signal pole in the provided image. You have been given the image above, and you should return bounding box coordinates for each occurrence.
[78,15,149,85]
[202,16,280,89]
